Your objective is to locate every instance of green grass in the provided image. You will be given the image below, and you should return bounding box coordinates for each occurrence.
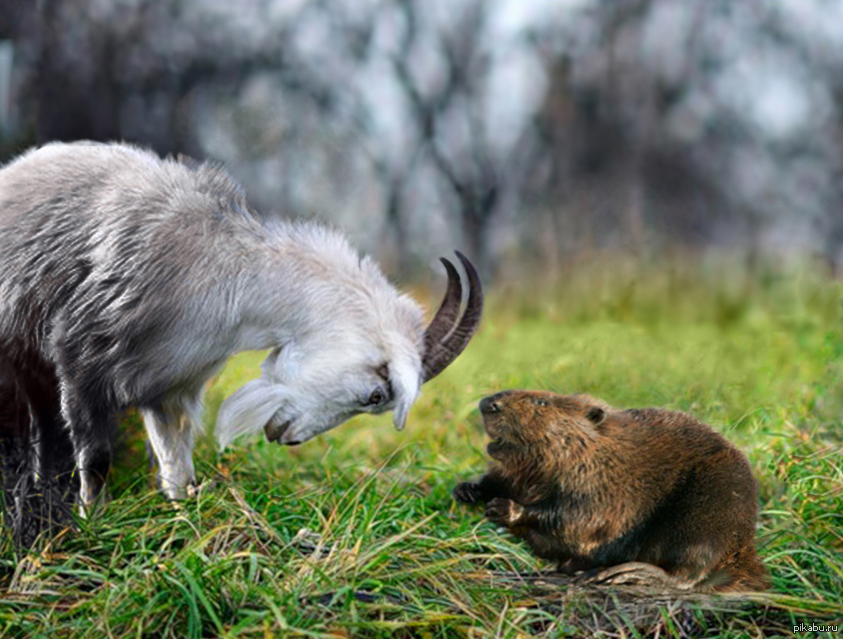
[2,254,842,638]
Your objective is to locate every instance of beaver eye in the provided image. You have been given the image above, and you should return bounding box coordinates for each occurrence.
[535,398,548,407]
[365,387,385,406]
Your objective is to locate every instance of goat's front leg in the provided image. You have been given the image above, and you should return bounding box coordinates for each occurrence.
[142,408,196,500]
[57,378,115,515]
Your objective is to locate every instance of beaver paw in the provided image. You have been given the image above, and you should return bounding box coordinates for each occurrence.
[486,498,524,526]
[453,482,482,504]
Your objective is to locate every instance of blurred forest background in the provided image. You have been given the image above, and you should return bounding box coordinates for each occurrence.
[2,0,843,281]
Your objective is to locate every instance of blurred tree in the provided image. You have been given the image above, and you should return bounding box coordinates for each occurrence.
[4,0,843,276]
[535,0,843,271]
[386,0,534,276]
[532,0,734,259]
[36,0,121,142]
[7,0,305,155]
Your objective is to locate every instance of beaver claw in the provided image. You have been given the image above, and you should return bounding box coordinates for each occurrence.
[453,481,481,504]
[486,497,524,526]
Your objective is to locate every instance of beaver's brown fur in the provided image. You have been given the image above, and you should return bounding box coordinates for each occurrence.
[454,391,768,592]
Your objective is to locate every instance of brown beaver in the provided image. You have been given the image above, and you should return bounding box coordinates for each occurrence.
[454,391,769,592]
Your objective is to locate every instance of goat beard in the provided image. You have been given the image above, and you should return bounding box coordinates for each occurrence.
[215,376,291,450]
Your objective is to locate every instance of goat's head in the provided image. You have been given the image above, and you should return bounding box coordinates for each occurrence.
[215,251,483,448]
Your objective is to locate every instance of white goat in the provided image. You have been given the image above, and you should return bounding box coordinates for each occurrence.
[0,142,482,503]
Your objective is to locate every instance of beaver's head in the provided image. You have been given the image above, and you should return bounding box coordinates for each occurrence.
[479,390,610,462]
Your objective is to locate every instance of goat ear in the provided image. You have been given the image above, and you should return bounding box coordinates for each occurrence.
[389,356,422,431]
[586,406,605,425]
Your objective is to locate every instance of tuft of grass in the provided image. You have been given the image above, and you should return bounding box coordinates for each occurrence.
[2,254,842,638]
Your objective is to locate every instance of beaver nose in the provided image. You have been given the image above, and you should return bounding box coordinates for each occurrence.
[479,395,503,414]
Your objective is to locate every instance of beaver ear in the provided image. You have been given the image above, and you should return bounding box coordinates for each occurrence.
[586,406,605,425]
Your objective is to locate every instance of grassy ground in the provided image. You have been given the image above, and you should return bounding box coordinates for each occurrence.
[1,255,842,638]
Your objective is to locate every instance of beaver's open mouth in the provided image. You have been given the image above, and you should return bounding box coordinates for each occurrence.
[487,438,507,457]
[482,419,502,439]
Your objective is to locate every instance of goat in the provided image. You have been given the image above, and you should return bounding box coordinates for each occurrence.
[0,141,482,505]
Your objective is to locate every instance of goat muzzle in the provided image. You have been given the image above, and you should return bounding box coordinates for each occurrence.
[264,414,292,443]
[421,251,484,382]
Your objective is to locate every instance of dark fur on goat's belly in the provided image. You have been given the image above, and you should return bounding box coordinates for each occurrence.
[0,354,78,545]
[453,390,769,593]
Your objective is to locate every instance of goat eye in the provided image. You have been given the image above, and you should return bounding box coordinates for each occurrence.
[367,387,385,406]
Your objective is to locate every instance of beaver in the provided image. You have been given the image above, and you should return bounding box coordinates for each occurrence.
[454,390,769,592]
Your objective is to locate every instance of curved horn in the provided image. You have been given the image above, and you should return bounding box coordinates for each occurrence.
[422,257,462,357]
[421,251,484,382]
